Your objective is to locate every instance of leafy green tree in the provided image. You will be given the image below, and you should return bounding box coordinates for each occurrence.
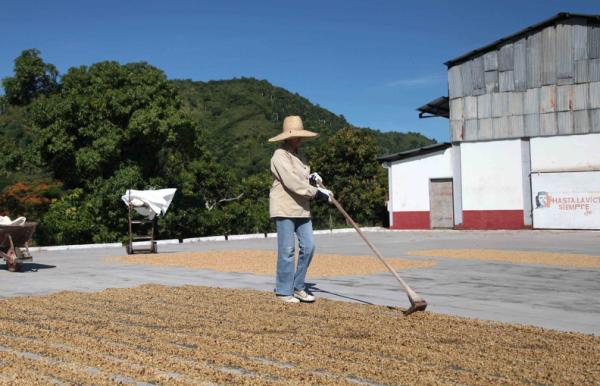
[36,189,96,245]
[308,126,388,228]
[30,61,229,244]
[2,49,58,106]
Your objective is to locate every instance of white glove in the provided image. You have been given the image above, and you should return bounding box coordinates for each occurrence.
[309,172,323,187]
[315,187,333,203]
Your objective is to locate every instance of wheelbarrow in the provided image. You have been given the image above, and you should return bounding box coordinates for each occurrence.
[0,222,37,272]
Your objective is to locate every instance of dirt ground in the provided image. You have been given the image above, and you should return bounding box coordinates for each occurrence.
[107,250,436,276]
[408,249,600,268]
[0,285,597,385]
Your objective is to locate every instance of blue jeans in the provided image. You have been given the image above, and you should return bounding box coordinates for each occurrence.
[274,217,315,296]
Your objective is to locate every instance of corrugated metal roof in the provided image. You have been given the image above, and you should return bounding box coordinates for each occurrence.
[417,96,449,118]
[445,13,600,67]
[378,142,451,163]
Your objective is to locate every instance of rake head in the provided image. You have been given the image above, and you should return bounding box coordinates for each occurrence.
[403,299,428,316]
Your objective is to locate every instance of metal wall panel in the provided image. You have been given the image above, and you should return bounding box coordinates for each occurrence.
[514,39,527,91]
[573,110,590,133]
[540,112,557,135]
[575,60,589,83]
[590,82,600,109]
[451,120,464,141]
[477,94,491,119]
[479,118,493,139]
[492,116,510,138]
[492,92,508,117]
[509,92,524,116]
[527,32,543,88]
[591,109,600,132]
[448,66,462,98]
[525,114,540,137]
[557,111,574,134]
[471,56,485,93]
[556,85,572,112]
[460,61,473,96]
[509,115,525,137]
[498,43,514,71]
[556,23,574,80]
[540,85,557,113]
[499,71,515,92]
[464,119,478,141]
[542,26,557,85]
[463,96,478,119]
[588,23,600,59]
[573,22,588,60]
[572,83,589,110]
[483,51,498,71]
[449,98,464,120]
[590,58,600,82]
[524,88,540,114]
[484,70,499,93]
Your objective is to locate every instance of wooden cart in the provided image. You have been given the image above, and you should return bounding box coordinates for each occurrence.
[0,222,37,272]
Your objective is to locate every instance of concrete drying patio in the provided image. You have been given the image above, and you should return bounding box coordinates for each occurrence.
[1,229,599,335]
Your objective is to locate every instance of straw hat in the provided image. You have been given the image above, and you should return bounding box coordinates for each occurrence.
[268,116,319,142]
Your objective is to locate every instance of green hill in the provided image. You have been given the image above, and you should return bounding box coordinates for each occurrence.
[171,77,435,178]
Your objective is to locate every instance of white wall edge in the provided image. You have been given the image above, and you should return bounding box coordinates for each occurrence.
[156,239,181,245]
[29,242,122,252]
[27,227,392,251]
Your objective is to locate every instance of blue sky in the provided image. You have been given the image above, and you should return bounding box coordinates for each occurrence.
[1,1,598,142]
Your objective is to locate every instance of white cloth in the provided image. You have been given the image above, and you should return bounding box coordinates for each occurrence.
[0,216,26,226]
[121,189,176,219]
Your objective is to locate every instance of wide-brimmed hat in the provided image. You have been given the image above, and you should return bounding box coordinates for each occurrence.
[268,116,319,142]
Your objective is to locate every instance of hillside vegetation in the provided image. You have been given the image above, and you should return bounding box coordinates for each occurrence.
[0,49,435,245]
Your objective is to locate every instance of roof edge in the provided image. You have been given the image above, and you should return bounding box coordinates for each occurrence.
[378,142,452,163]
[445,12,600,68]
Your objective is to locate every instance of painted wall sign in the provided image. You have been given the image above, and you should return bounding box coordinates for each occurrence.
[532,171,600,229]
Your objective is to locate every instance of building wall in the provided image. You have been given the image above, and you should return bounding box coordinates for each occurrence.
[530,132,600,172]
[460,139,526,229]
[448,18,600,142]
[388,149,453,229]
[530,133,600,229]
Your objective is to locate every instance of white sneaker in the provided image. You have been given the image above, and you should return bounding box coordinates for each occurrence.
[277,295,300,303]
[294,290,315,303]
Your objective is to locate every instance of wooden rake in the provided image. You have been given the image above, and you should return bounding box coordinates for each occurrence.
[319,183,428,315]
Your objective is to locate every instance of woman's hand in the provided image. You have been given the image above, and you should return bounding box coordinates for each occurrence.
[315,187,333,203]
[309,172,323,187]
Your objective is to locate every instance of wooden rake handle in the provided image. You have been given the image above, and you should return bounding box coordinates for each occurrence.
[319,183,425,303]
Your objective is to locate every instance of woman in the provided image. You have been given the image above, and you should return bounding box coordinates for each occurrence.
[268,115,333,303]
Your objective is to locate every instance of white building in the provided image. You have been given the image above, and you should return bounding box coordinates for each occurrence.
[380,13,600,230]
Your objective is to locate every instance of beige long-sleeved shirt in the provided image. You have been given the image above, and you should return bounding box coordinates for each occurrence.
[269,144,318,218]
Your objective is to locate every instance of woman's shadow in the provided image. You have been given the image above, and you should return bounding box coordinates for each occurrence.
[305,282,374,305]
[2,263,56,273]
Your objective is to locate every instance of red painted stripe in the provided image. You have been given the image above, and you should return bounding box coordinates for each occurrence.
[391,211,430,229]
[462,210,524,229]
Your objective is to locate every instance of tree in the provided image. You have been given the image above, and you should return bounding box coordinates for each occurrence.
[308,126,388,228]
[2,49,59,106]
[31,61,230,244]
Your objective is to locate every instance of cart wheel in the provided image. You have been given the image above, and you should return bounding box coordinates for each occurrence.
[151,242,157,254]
[126,244,133,255]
